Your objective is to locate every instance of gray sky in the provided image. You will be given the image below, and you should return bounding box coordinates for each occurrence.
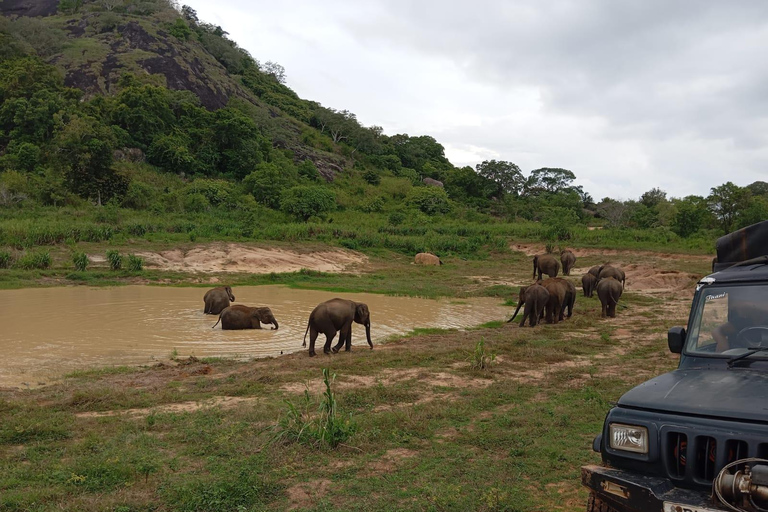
[187,0,768,200]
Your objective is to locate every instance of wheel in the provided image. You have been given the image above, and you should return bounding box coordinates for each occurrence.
[586,492,621,512]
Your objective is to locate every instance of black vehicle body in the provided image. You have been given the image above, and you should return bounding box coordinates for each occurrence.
[583,221,768,512]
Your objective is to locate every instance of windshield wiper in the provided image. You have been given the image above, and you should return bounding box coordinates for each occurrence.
[727,347,768,367]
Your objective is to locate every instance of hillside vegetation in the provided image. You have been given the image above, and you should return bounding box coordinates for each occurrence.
[0,0,766,278]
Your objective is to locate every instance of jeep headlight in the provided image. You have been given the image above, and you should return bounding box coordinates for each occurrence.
[609,423,649,454]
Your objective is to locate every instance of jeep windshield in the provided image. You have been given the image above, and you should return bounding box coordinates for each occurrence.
[685,284,768,358]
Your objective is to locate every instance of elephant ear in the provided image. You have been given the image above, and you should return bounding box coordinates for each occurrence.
[355,303,368,323]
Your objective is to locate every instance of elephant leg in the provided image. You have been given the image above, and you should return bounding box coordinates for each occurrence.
[332,329,346,353]
[308,328,319,357]
[344,326,352,351]
[323,332,336,354]
[601,302,607,318]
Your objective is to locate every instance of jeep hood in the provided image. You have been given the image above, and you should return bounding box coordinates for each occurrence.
[618,369,768,423]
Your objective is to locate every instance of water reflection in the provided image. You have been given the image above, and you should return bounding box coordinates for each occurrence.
[0,285,510,387]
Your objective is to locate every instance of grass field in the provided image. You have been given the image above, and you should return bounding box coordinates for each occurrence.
[0,245,701,511]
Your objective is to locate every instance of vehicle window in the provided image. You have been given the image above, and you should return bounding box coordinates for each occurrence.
[686,285,768,356]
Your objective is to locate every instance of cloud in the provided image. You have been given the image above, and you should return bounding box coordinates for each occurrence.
[188,0,768,199]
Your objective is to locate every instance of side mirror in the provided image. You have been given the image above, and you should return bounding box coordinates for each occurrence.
[668,327,686,354]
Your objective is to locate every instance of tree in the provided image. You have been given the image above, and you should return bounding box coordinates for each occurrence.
[673,195,709,238]
[707,182,750,234]
[525,168,576,195]
[640,187,667,208]
[747,181,768,197]
[263,61,286,84]
[181,4,199,23]
[475,160,523,197]
[406,187,451,215]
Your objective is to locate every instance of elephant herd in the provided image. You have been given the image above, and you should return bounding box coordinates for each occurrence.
[203,286,372,357]
[510,250,626,327]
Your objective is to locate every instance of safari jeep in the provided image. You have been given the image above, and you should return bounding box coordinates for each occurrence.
[582,220,768,512]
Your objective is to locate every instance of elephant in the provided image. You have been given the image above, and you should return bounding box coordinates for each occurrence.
[598,265,626,289]
[302,298,372,357]
[539,277,570,324]
[533,254,560,280]
[553,277,576,319]
[596,277,623,318]
[414,252,443,266]
[582,273,597,298]
[212,305,279,330]
[560,250,577,276]
[203,286,235,315]
[588,265,603,279]
[508,283,550,327]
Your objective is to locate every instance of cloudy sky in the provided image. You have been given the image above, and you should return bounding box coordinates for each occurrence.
[187,0,768,200]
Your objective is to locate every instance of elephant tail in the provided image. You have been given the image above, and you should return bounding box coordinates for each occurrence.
[302,321,310,347]
[532,255,538,280]
[212,312,223,329]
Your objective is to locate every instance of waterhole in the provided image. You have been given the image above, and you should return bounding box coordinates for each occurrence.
[0,285,511,388]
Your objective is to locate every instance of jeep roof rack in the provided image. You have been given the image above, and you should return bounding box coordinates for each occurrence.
[713,220,768,272]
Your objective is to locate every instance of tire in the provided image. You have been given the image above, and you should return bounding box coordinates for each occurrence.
[586,492,621,512]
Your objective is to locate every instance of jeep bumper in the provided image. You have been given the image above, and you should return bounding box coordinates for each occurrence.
[581,465,729,512]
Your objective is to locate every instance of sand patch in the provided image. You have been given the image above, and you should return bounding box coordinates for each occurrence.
[286,479,332,510]
[368,448,418,473]
[111,244,368,274]
[75,396,259,418]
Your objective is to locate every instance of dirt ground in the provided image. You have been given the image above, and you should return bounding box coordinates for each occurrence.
[89,243,368,274]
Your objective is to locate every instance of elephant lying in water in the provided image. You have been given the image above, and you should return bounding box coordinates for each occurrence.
[203,286,235,315]
[212,305,279,330]
[302,298,372,357]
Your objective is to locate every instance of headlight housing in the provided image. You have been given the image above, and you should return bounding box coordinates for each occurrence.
[609,423,649,454]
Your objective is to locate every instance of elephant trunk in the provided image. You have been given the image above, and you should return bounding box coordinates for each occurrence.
[271,319,279,330]
[365,322,373,349]
[509,302,523,323]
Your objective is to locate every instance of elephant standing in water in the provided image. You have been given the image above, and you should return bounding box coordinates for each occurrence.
[203,286,235,315]
[596,277,623,318]
[212,305,279,330]
[508,283,550,327]
[302,298,372,357]
[560,250,576,276]
[582,273,597,298]
[533,254,560,280]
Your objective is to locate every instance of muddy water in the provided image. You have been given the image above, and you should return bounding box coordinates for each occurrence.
[0,286,511,388]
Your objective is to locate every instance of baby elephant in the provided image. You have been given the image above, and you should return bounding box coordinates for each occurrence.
[508,283,550,327]
[203,286,235,315]
[212,305,279,330]
[302,298,372,357]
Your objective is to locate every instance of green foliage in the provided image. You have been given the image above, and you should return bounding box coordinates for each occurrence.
[475,160,521,196]
[168,18,192,40]
[388,210,406,226]
[297,159,320,181]
[15,250,51,269]
[243,161,298,208]
[407,186,451,215]
[470,338,496,371]
[121,181,157,209]
[270,368,356,449]
[127,254,143,271]
[106,249,121,270]
[0,251,12,269]
[707,181,750,234]
[72,251,88,271]
[280,185,336,220]
[362,169,381,185]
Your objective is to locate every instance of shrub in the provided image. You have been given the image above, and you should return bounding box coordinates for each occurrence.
[72,251,88,271]
[0,251,12,268]
[388,211,406,226]
[16,250,51,269]
[362,169,381,185]
[470,338,496,371]
[280,186,336,220]
[127,254,143,271]
[406,187,451,215]
[106,250,121,270]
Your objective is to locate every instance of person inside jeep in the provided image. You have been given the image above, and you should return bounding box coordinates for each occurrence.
[690,286,768,354]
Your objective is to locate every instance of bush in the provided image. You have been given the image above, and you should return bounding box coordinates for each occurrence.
[388,211,406,226]
[127,254,143,271]
[72,251,88,271]
[280,186,336,220]
[106,250,121,270]
[406,187,451,215]
[16,250,51,269]
[362,169,381,186]
[0,251,12,268]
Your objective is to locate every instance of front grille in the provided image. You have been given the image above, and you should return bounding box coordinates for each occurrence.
[663,430,761,485]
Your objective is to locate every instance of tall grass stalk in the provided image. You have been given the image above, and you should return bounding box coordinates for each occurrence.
[106,250,122,270]
[72,251,88,271]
